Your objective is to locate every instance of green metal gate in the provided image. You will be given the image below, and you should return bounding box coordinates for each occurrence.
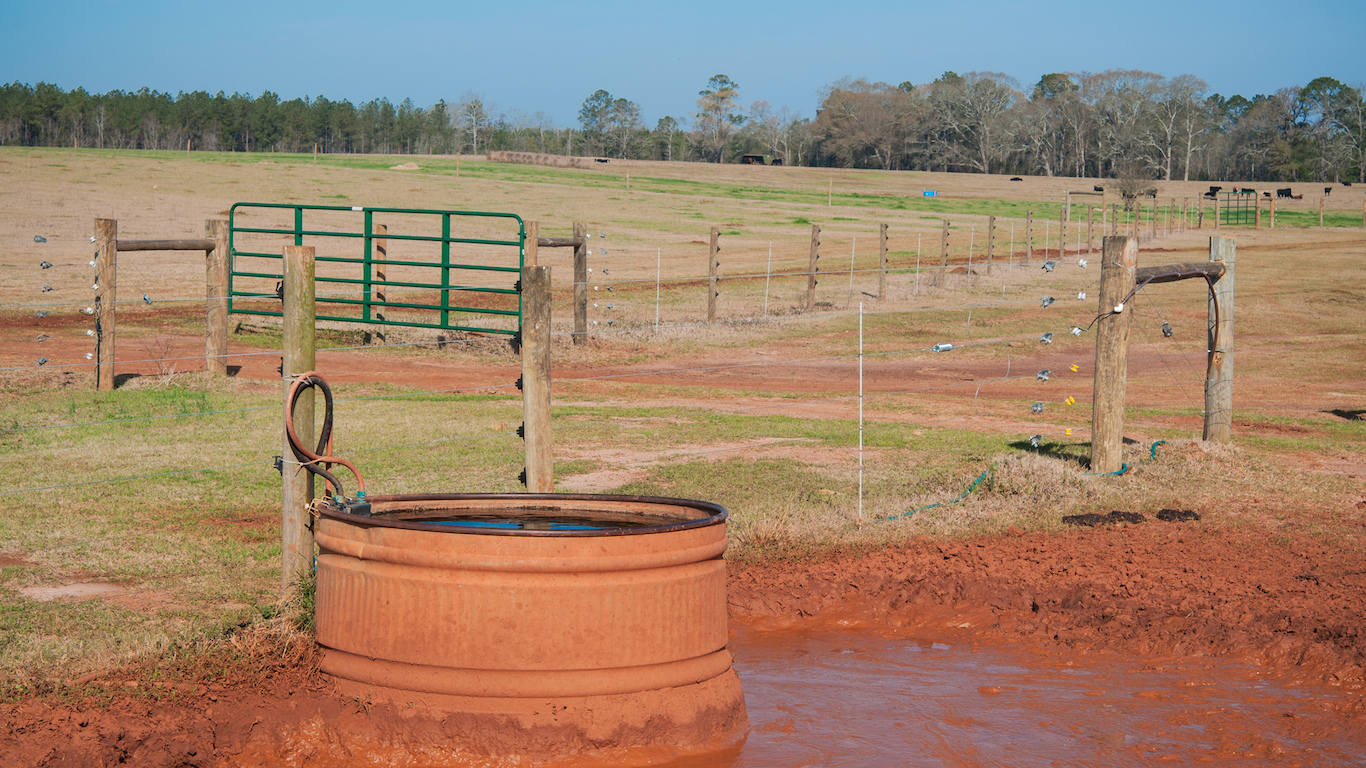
[1218,192,1258,227]
[228,203,526,335]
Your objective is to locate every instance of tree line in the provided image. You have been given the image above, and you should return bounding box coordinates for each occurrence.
[2,70,1362,183]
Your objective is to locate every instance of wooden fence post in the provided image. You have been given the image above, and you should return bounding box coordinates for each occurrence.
[1086,206,1094,253]
[1089,236,1138,474]
[205,219,229,375]
[939,219,949,284]
[521,261,554,493]
[1024,210,1033,264]
[573,222,587,345]
[94,218,117,391]
[806,224,820,311]
[985,216,995,275]
[1214,198,1220,229]
[878,223,888,299]
[1271,197,1277,228]
[366,224,387,345]
[1256,197,1262,229]
[1320,197,1325,227]
[1204,236,1236,444]
[281,244,316,591]
[1198,199,1204,229]
[708,226,719,323]
[1112,203,1120,235]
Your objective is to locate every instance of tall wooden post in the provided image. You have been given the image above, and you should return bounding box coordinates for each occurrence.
[985,216,995,275]
[94,218,117,391]
[205,219,229,375]
[1204,236,1235,444]
[1024,210,1033,264]
[572,222,587,345]
[1112,203,1119,235]
[938,219,949,284]
[1271,197,1277,228]
[707,226,719,323]
[806,224,820,311]
[1198,199,1204,229]
[1320,197,1325,227]
[524,221,538,267]
[521,262,553,493]
[1214,197,1220,229]
[281,244,316,591]
[1255,197,1262,229]
[877,223,888,299]
[1089,236,1138,474]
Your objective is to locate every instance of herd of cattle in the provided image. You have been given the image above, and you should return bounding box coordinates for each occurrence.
[1201,183,1353,200]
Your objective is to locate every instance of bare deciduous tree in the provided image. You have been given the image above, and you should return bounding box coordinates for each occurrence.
[694,74,744,162]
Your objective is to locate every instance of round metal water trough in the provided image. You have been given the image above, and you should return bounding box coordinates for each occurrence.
[314,492,746,754]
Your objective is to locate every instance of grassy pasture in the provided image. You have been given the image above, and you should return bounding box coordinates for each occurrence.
[1,147,1365,687]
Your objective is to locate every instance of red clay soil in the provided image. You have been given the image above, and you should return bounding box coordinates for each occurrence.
[729,520,1366,693]
[3,518,1364,766]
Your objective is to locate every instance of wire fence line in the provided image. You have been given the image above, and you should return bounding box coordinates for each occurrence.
[1,233,1225,517]
[0,287,1098,373]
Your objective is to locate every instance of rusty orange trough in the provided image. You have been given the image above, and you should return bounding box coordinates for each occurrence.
[313,492,746,753]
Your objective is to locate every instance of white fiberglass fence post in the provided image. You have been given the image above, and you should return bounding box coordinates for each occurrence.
[763,241,772,316]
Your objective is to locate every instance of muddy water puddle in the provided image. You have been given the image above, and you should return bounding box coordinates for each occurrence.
[692,624,1361,767]
[246,624,1363,767]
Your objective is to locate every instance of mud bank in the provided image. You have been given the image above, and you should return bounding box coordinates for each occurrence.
[3,522,1363,766]
[729,522,1366,692]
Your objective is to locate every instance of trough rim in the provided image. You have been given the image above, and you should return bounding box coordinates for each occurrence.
[317,491,728,538]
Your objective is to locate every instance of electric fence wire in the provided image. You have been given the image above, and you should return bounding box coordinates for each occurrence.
[2,326,1109,496]
[1,349,1203,506]
[3,311,1156,437]
[0,332,503,372]
[1130,288,1206,415]
[0,426,523,499]
[0,285,1105,372]
[0,379,521,434]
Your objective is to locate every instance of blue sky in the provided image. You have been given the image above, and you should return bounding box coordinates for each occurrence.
[4,0,1363,126]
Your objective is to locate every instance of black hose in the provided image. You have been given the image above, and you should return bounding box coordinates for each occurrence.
[287,374,344,498]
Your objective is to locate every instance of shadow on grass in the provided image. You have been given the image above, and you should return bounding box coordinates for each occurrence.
[1326,409,1365,421]
[1007,439,1091,469]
